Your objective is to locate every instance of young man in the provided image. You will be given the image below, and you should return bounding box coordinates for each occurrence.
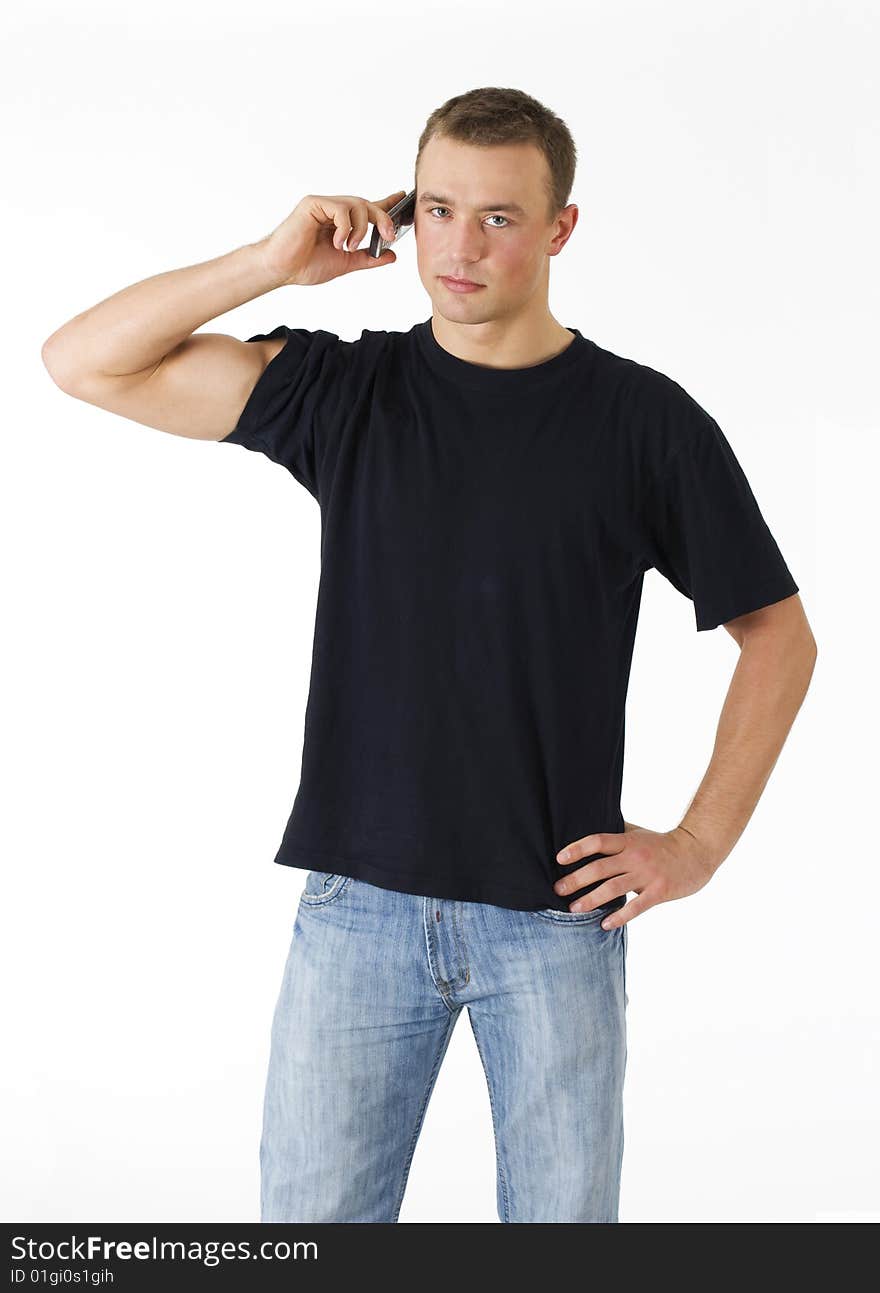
[41,88,816,1224]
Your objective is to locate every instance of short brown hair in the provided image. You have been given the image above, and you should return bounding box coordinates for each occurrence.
[414,87,577,224]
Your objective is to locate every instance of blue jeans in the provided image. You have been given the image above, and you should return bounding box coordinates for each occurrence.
[260,871,629,1223]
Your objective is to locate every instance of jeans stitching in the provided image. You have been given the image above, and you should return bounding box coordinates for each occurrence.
[299,873,352,908]
[531,907,613,924]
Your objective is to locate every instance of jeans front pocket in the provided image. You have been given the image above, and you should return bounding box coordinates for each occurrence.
[531,895,626,925]
[299,870,352,908]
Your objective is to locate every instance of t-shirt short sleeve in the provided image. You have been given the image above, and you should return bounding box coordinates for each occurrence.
[219,325,347,501]
[634,373,799,632]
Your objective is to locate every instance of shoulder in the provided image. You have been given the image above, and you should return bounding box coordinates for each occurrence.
[590,337,707,416]
[263,324,400,391]
[319,324,405,378]
[588,338,720,470]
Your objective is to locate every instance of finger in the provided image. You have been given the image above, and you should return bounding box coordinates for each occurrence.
[568,881,630,914]
[556,832,626,864]
[600,894,652,929]
[319,199,353,251]
[332,202,354,251]
[345,201,371,253]
[354,248,397,269]
[555,859,623,895]
[369,199,399,242]
[346,196,401,252]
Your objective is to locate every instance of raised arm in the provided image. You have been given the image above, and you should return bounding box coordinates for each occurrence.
[40,191,404,441]
[40,239,293,441]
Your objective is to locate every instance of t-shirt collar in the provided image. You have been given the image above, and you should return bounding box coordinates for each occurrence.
[414,316,590,391]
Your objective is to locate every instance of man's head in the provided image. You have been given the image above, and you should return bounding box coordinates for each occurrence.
[412,87,578,327]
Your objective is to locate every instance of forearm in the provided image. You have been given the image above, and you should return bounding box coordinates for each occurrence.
[676,631,817,870]
[41,240,284,384]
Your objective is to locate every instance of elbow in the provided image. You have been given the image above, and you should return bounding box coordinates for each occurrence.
[790,627,818,696]
[41,335,81,394]
[806,630,818,678]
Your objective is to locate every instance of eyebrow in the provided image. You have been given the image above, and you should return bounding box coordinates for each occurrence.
[418,192,527,216]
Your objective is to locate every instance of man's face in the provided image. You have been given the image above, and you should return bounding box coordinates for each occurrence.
[414,135,573,321]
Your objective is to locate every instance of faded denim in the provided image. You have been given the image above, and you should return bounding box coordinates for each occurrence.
[260,870,629,1223]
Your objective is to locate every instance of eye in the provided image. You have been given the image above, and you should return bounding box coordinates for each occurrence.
[428,207,510,228]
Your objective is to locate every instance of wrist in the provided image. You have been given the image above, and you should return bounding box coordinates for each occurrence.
[672,823,725,876]
[248,235,292,293]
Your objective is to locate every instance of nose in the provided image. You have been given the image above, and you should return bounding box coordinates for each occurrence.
[442,224,485,266]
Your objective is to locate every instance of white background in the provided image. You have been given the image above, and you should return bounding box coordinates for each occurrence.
[3,0,877,1224]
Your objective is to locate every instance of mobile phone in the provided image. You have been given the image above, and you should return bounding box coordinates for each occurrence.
[368,188,416,258]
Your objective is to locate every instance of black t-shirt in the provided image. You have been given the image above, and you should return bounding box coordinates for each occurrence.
[219,317,799,912]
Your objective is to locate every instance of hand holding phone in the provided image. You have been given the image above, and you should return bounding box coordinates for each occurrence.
[257,191,405,288]
[368,188,416,258]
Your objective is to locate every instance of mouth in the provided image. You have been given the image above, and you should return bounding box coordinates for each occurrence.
[440,276,485,290]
